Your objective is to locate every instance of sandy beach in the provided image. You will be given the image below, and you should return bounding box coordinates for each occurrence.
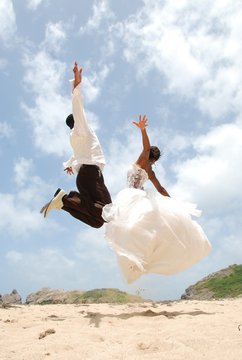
[0,298,242,360]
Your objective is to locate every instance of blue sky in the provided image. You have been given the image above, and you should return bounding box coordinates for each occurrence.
[1,0,242,301]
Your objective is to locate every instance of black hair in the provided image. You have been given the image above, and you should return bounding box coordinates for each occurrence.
[149,146,161,162]
[66,114,74,129]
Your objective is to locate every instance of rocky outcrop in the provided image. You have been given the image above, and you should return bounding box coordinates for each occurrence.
[0,289,22,305]
[26,287,146,304]
[26,288,85,304]
[181,285,215,300]
[181,264,242,300]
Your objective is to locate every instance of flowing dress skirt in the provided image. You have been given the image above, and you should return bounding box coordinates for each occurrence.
[102,188,212,283]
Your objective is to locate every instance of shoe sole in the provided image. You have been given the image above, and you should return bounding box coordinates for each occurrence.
[40,199,53,218]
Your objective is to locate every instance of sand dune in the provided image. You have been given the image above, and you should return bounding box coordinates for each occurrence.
[0,299,242,359]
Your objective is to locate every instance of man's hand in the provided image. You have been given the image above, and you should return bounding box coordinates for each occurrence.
[64,167,74,175]
[132,114,148,130]
[73,61,82,88]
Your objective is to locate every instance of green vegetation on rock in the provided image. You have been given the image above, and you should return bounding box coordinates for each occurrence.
[190,264,242,299]
[77,288,143,304]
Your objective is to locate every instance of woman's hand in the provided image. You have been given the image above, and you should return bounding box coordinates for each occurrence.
[64,167,74,175]
[133,114,148,130]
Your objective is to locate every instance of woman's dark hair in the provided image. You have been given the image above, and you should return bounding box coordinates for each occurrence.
[149,146,161,162]
[66,114,74,129]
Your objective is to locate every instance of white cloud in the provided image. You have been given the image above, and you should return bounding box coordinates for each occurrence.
[0,0,16,43]
[21,50,70,157]
[22,50,66,96]
[82,64,113,103]
[0,121,14,138]
[5,251,23,263]
[24,0,45,11]
[0,192,44,236]
[14,158,33,187]
[74,227,115,270]
[0,156,61,236]
[42,22,67,54]
[80,0,114,34]
[171,122,242,210]
[203,213,242,272]
[5,248,75,285]
[119,0,242,119]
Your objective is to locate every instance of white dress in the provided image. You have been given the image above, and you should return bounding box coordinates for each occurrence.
[102,164,212,283]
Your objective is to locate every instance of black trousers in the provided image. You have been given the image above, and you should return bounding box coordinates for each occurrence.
[62,165,112,228]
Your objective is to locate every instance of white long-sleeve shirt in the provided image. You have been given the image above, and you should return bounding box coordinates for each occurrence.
[63,81,105,172]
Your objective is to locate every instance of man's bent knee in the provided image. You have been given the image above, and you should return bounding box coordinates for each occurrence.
[92,220,104,229]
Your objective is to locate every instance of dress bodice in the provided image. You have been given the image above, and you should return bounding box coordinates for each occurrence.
[127,163,149,189]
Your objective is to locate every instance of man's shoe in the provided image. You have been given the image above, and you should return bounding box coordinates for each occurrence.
[40,189,66,218]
